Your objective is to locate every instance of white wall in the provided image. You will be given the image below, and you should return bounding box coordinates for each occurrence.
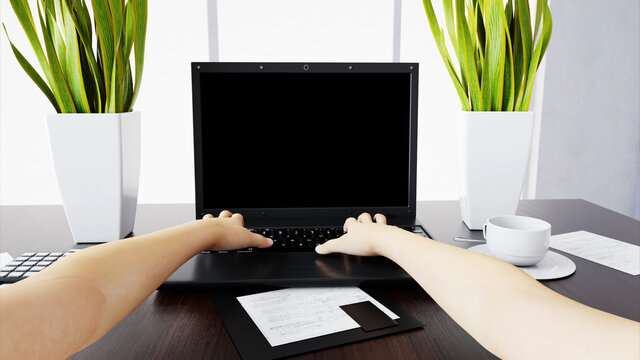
[536,0,640,219]
[1,0,461,206]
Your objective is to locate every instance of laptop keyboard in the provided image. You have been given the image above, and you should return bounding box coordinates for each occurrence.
[0,226,429,284]
[207,226,428,253]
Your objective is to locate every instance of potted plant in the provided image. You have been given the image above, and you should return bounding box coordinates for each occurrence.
[4,0,147,242]
[421,0,552,229]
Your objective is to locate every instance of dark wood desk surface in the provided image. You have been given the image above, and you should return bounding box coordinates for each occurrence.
[1,200,638,359]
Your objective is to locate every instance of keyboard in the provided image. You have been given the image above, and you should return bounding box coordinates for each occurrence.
[0,226,429,283]
[206,225,428,253]
[0,249,80,284]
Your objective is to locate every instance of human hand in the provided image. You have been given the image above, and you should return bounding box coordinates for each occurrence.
[202,210,273,250]
[315,213,401,256]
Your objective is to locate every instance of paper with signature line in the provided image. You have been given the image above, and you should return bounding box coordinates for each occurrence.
[237,287,399,347]
[551,231,639,276]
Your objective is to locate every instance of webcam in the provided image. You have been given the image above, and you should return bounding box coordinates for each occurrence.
[303,64,310,71]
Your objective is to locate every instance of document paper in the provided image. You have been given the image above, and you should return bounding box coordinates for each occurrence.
[237,287,399,347]
[0,253,14,288]
[551,231,640,276]
[0,252,13,269]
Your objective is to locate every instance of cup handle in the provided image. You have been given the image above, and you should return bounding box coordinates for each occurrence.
[483,223,488,240]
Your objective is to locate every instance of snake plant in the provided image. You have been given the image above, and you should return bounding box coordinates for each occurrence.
[422,0,552,111]
[4,0,147,113]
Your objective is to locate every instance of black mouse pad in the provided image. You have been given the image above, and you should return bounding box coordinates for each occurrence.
[211,288,424,360]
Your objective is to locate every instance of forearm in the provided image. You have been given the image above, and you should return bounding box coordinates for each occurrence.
[377,232,535,351]
[376,231,640,359]
[35,220,215,331]
[34,219,216,300]
[0,219,216,359]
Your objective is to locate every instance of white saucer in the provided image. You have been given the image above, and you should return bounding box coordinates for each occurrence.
[468,244,576,280]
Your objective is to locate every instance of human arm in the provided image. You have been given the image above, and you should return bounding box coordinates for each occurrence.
[316,213,640,360]
[0,211,271,360]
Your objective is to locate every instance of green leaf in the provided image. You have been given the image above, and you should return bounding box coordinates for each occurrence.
[422,0,470,110]
[9,0,62,109]
[79,0,92,40]
[77,35,98,112]
[122,63,134,112]
[52,0,65,28]
[465,2,479,79]
[443,0,467,95]
[108,56,118,113]
[534,0,544,41]
[130,0,147,109]
[481,35,491,110]
[109,0,124,43]
[110,0,126,112]
[67,0,92,45]
[511,3,522,101]
[91,0,115,108]
[44,0,68,81]
[122,2,135,111]
[457,0,481,109]
[514,0,532,110]
[455,0,468,97]
[520,1,552,111]
[61,0,90,112]
[471,1,484,83]
[38,0,76,112]
[3,24,60,112]
[500,1,515,111]
[483,0,505,111]
[536,0,552,71]
[443,0,458,58]
[64,0,104,112]
[475,0,486,59]
[505,0,513,28]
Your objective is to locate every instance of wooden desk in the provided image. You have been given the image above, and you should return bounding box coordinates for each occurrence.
[1,200,638,359]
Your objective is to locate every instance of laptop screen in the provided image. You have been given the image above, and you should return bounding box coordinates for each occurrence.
[197,66,414,210]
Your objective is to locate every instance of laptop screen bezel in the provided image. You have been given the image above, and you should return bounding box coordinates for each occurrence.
[192,62,419,221]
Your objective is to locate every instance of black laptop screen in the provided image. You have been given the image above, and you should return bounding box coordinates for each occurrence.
[199,71,411,209]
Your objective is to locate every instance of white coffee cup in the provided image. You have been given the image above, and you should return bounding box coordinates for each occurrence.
[483,215,551,266]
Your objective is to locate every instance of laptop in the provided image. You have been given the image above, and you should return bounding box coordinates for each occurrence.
[164,62,429,287]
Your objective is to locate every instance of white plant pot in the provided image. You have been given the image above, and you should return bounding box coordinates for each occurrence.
[47,112,141,243]
[458,111,534,230]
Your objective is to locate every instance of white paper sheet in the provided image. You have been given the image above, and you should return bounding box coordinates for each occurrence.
[551,231,640,276]
[236,287,399,347]
[0,252,13,269]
